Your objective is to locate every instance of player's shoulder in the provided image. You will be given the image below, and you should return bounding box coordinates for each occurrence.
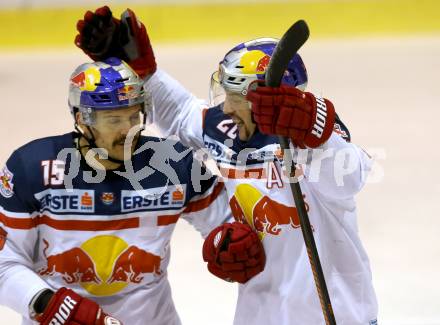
[203,104,238,142]
[136,135,195,172]
[1,133,75,205]
[8,132,75,166]
[138,135,191,154]
[136,135,201,187]
[204,104,227,127]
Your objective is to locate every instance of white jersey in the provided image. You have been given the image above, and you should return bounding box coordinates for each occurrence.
[0,133,230,325]
[146,69,378,325]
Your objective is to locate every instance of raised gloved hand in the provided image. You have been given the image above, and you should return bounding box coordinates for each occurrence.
[247,82,336,148]
[35,287,122,325]
[75,6,156,78]
[203,222,265,284]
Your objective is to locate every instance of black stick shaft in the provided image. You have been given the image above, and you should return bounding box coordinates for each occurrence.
[279,137,336,325]
[265,20,337,325]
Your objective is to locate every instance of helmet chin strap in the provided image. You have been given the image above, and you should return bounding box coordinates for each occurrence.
[74,124,134,166]
[73,105,146,166]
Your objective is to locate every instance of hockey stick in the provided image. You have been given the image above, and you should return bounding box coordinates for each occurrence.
[265,20,337,325]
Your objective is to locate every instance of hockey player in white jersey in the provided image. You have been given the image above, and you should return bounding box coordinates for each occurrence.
[0,58,266,324]
[75,6,378,324]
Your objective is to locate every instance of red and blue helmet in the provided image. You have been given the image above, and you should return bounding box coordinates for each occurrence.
[210,38,308,105]
[68,57,150,126]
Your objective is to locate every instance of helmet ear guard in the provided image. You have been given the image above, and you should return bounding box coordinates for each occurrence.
[76,107,96,126]
[209,37,308,106]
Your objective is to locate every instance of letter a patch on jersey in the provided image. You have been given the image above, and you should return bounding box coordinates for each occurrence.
[0,227,7,251]
[0,166,14,198]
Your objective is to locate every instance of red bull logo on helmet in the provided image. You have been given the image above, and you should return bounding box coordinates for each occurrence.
[118,85,134,94]
[239,50,271,75]
[117,85,138,101]
[256,54,270,72]
[230,184,309,239]
[70,66,101,92]
[0,166,14,198]
[39,236,162,296]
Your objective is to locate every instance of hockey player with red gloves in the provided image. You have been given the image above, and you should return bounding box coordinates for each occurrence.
[202,222,265,284]
[30,288,122,325]
[246,80,335,148]
[75,6,156,78]
[73,5,266,287]
[0,11,266,324]
[74,6,378,325]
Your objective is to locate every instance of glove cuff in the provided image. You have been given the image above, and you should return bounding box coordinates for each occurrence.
[35,287,79,324]
[304,95,335,148]
[29,289,54,320]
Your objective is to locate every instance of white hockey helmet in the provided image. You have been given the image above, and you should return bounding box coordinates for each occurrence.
[209,38,308,106]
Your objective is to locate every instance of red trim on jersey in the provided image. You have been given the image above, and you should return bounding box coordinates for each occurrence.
[183,182,224,213]
[219,167,267,179]
[0,212,140,230]
[0,182,224,230]
[0,213,35,229]
[157,214,180,226]
[36,215,140,231]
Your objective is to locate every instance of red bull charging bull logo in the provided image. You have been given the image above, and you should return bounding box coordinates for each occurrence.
[239,50,271,75]
[0,166,14,198]
[39,239,100,284]
[70,66,101,92]
[230,184,309,239]
[39,236,162,296]
[117,85,137,101]
[107,246,161,284]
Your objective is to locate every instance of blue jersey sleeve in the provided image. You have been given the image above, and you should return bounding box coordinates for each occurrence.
[0,149,38,215]
[0,150,51,317]
[172,142,231,237]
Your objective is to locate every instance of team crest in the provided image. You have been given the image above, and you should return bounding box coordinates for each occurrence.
[101,192,115,205]
[0,166,14,198]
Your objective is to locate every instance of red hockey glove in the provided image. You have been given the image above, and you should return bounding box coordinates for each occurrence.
[75,6,156,78]
[203,222,265,284]
[247,82,336,148]
[36,287,122,325]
